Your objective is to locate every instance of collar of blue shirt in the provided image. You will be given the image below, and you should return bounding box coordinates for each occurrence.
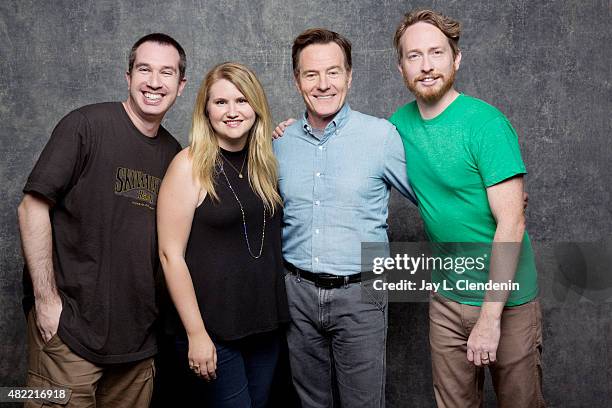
[301,103,351,141]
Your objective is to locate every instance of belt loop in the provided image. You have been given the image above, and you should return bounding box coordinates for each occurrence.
[344,275,349,289]
[296,270,301,283]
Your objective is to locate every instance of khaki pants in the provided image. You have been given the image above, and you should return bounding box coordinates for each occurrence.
[429,294,545,408]
[25,311,154,408]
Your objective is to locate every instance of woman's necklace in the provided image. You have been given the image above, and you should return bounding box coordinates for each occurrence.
[219,163,266,259]
[220,152,247,178]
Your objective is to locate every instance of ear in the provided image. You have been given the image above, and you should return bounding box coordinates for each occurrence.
[454,51,462,71]
[178,77,187,96]
[125,71,131,90]
[397,62,404,76]
[293,73,301,92]
[346,69,353,89]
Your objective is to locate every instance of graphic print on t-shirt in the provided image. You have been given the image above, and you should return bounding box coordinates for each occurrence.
[114,166,162,210]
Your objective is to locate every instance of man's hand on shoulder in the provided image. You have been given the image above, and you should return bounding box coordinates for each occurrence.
[272,118,296,139]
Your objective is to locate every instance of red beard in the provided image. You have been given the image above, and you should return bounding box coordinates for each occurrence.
[405,67,456,104]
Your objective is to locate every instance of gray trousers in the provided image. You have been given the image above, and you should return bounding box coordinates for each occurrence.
[284,271,387,408]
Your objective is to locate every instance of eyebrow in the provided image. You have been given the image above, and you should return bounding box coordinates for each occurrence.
[301,65,344,73]
[134,62,177,71]
[406,46,445,53]
[211,96,247,101]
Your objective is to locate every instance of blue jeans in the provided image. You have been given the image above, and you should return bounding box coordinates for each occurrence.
[284,271,388,408]
[175,331,281,408]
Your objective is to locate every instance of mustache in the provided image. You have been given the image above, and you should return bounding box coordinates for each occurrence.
[414,73,443,82]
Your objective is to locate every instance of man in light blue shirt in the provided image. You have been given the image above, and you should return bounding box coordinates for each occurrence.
[273,28,416,408]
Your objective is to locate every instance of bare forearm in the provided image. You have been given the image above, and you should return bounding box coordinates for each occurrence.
[18,195,59,302]
[466,221,524,365]
[469,177,526,363]
[18,194,62,340]
[160,255,208,338]
[483,218,525,316]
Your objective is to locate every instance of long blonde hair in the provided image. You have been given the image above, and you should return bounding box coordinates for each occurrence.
[189,62,282,214]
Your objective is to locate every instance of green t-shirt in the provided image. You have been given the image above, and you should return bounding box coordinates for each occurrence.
[390,94,538,306]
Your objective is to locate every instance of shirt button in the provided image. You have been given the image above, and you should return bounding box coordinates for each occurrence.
[314,257,319,262]
[316,172,321,177]
[315,229,320,234]
[318,146,323,150]
[314,200,320,206]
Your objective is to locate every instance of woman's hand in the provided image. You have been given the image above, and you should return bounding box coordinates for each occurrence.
[188,332,217,381]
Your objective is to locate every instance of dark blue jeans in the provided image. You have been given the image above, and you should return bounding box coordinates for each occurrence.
[175,331,281,408]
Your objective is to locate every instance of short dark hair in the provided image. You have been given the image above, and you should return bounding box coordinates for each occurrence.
[128,33,186,80]
[292,28,352,76]
[394,9,461,62]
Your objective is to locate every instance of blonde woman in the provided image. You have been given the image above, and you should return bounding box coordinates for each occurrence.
[157,62,288,407]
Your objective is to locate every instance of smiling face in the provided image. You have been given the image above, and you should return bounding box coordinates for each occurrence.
[206,78,256,151]
[125,41,186,129]
[397,22,461,104]
[294,42,352,130]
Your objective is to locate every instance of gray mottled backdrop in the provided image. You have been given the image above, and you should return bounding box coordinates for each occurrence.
[1,0,610,407]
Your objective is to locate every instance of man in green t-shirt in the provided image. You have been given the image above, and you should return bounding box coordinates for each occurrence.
[389,9,545,407]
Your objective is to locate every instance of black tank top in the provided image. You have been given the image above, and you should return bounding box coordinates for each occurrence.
[184,146,289,341]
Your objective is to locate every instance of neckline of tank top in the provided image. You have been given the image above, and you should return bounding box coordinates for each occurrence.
[219,144,248,158]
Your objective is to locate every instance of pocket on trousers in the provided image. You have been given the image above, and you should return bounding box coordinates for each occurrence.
[41,333,73,360]
[26,371,72,406]
[533,300,545,403]
[361,280,387,312]
[42,333,62,351]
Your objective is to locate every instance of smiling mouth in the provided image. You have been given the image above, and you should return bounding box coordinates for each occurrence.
[224,120,243,128]
[143,92,163,101]
[314,94,336,100]
[417,75,441,84]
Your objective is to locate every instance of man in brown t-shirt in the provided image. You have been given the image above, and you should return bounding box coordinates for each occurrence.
[17,33,186,407]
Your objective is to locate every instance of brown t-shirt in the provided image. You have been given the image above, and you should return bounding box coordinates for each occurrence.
[23,102,181,364]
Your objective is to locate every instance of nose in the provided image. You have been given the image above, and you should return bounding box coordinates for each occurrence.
[317,75,330,91]
[147,71,162,89]
[420,55,433,73]
[226,102,238,118]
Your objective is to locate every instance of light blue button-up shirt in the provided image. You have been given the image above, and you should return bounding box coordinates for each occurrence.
[273,104,417,275]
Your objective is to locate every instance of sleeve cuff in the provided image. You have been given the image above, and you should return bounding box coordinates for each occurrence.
[483,169,527,188]
[23,183,58,205]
